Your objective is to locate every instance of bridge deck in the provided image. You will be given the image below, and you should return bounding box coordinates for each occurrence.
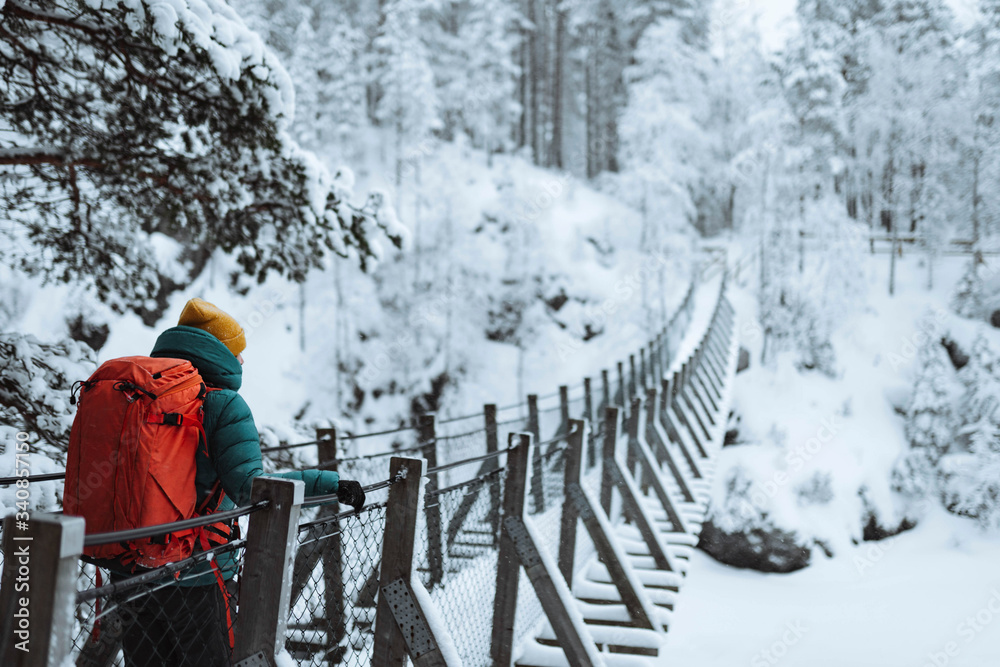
[514,281,739,666]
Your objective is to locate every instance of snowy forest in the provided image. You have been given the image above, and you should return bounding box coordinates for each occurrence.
[3,0,1000,664]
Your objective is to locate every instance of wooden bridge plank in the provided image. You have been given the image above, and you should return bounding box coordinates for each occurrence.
[566,484,657,630]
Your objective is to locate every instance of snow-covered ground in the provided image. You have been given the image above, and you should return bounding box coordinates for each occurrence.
[664,247,1000,666]
[666,507,1000,667]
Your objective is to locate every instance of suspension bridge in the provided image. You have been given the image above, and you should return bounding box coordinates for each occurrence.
[0,253,738,667]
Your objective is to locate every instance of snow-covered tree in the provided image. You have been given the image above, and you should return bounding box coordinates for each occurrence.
[957,334,1000,428]
[905,335,955,458]
[243,0,367,151]
[891,447,936,508]
[0,0,404,317]
[952,261,987,318]
[619,17,714,230]
[950,417,1000,529]
[428,0,519,158]
[0,333,94,458]
[781,10,847,210]
[373,0,440,187]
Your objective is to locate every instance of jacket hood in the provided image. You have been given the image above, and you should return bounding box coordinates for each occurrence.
[150,325,243,391]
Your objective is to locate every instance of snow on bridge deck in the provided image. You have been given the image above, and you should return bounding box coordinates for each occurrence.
[512,273,739,666]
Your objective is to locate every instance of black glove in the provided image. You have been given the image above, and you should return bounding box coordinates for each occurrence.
[337,479,365,512]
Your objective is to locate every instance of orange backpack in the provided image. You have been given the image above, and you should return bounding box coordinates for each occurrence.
[64,356,228,569]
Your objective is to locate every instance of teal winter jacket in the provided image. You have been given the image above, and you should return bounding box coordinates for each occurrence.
[149,325,339,585]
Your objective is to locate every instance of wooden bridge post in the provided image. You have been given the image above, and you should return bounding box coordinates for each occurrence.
[600,407,619,516]
[650,339,662,386]
[629,354,639,404]
[559,385,570,438]
[672,369,682,406]
[419,415,445,588]
[644,388,664,467]
[0,514,84,667]
[662,330,671,374]
[600,369,610,415]
[373,457,454,667]
[664,324,672,370]
[492,433,532,666]
[565,428,659,632]
[679,361,712,450]
[639,349,648,392]
[616,361,627,412]
[583,377,596,469]
[315,428,346,656]
[233,477,305,665]
[485,404,501,547]
[692,348,719,420]
[527,394,545,514]
[661,377,672,424]
[625,396,638,479]
[559,419,585,583]
[494,433,605,666]
[662,369,704,480]
[627,397,653,494]
[706,327,726,378]
[692,349,720,414]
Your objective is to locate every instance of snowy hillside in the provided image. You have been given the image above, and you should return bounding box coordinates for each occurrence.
[668,247,1000,665]
[1,137,693,469]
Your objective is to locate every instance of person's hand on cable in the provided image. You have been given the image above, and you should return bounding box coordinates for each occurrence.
[337,479,366,512]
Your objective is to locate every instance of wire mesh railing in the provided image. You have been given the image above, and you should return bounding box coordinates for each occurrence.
[3,258,729,666]
[418,469,505,666]
[71,539,247,667]
[288,501,388,667]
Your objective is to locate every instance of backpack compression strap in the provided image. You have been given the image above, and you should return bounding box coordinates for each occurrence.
[146,412,207,451]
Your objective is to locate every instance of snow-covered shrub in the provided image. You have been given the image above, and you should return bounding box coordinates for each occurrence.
[708,465,763,532]
[0,333,95,513]
[905,334,956,459]
[889,447,939,522]
[943,418,1000,529]
[0,333,95,459]
[66,312,110,352]
[0,269,31,331]
[957,335,1000,430]
[952,261,986,319]
[699,466,812,573]
[891,448,937,505]
[758,280,836,377]
[796,316,837,377]
[795,471,834,506]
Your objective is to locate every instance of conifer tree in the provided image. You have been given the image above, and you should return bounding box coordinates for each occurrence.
[0,0,404,316]
[905,336,955,458]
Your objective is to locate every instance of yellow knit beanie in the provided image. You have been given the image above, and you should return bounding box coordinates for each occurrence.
[177,298,246,357]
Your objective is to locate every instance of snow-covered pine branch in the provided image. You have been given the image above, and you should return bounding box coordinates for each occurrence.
[0,332,95,459]
[0,0,406,315]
